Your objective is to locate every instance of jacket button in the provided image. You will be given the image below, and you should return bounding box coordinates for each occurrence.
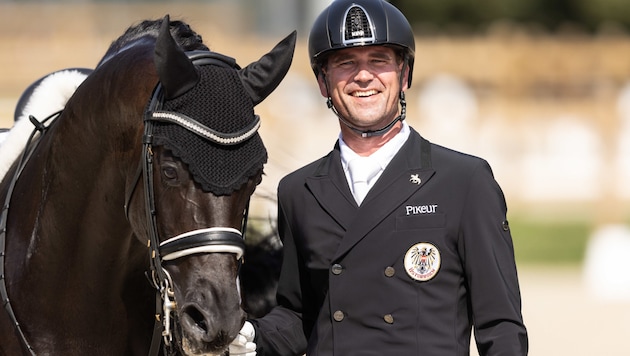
[333,310,345,322]
[383,314,394,324]
[331,264,343,275]
[384,266,395,277]
[502,220,510,231]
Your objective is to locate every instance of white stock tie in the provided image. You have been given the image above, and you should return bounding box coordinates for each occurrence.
[348,156,381,205]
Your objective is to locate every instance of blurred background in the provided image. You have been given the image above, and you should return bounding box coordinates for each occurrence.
[1,0,629,354]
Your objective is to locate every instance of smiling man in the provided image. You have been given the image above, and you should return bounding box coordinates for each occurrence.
[320,46,405,147]
[230,1,528,355]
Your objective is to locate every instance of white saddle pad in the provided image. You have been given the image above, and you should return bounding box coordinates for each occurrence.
[0,69,89,181]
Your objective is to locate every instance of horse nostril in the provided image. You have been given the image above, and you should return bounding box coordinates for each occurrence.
[183,305,208,333]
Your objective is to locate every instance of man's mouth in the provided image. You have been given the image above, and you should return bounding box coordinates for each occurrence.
[352,89,378,97]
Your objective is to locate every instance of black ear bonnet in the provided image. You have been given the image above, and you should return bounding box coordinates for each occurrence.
[152,51,266,196]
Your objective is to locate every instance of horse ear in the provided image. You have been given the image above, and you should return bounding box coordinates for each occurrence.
[154,15,199,99]
[238,31,296,106]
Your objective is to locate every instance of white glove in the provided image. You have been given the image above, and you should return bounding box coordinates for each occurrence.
[229,321,256,356]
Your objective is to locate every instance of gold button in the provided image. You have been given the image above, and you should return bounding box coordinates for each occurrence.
[384,266,395,277]
[383,314,394,324]
[333,310,345,322]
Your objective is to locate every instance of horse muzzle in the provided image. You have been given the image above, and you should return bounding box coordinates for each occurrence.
[158,227,247,356]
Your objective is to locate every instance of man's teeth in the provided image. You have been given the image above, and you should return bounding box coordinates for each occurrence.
[353,90,377,97]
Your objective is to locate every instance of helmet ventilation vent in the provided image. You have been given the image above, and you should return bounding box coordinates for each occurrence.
[342,5,376,46]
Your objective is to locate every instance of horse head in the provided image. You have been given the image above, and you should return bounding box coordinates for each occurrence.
[123,16,295,355]
[0,15,292,356]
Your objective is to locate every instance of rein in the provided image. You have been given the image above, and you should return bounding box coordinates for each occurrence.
[0,112,60,356]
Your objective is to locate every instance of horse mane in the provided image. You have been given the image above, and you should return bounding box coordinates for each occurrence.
[97,18,209,67]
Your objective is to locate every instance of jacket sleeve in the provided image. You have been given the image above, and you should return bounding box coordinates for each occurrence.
[460,160,528,355]
[249,188,308,356]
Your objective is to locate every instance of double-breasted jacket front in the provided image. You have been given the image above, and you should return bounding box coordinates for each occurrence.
[253,128,528,356]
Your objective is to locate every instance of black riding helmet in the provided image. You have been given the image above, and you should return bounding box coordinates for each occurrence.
[308,0,415,87]
[308,0,416,137]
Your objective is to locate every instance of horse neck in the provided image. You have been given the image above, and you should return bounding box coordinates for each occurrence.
[8,72,151,286]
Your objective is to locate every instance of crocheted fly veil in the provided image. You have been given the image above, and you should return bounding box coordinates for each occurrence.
[150,16,296,195]
[153,64,266,195]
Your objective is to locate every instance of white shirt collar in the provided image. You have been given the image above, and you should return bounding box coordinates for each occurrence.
[339,121,410,181]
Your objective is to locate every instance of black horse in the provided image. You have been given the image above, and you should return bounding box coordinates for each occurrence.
[0,16,294,355]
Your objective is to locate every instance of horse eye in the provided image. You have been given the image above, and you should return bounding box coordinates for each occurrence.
[162,166,178,180]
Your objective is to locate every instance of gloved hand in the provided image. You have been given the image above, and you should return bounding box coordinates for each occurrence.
[228,321,256,356]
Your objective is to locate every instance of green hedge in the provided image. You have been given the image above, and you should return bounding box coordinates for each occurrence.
[509,218,591,265]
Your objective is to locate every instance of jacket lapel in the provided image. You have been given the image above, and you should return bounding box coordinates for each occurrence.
[304,130,436,261]
[305,145,357,231]
[334,130,435,260]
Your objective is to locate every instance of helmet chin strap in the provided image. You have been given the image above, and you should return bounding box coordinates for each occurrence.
[326,92,406,138]
[322,60,408,138]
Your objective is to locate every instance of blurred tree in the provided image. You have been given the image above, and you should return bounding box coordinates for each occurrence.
[576,0,630,30]
[389,0,630,33]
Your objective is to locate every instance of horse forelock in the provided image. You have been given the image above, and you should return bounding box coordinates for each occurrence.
[153,64,267,196]
[97,18,208,68]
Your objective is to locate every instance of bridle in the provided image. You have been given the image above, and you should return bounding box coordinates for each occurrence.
[0,52,261,356]
[127,51,262,356]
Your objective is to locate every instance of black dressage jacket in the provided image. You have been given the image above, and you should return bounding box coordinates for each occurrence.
[252,128,528,355]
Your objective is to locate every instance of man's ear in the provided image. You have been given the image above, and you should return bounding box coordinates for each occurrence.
[401,64,410,92]
[317,73,329,97]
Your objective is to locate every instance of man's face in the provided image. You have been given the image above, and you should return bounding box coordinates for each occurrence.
[318,46,408,132]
